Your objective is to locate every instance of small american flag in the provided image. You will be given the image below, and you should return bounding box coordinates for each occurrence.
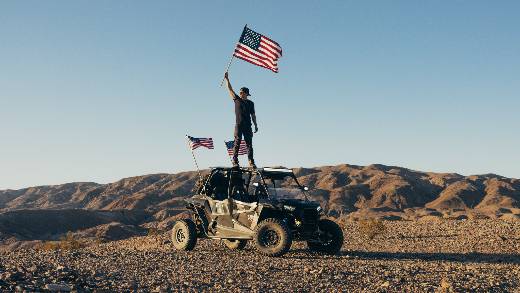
[225,140,248,156]
[188,136,214,150]
[233,26,282,73]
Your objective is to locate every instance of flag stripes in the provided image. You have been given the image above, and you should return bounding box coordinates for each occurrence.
[187,136,214,150]
[225,140,248,156]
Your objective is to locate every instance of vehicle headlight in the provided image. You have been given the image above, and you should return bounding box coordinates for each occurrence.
[284,205,296,211]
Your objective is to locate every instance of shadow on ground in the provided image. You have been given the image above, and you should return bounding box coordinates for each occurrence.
[287,249,520,265]
[347,251,520,264]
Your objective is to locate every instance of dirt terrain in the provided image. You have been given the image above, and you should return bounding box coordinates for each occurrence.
[1,219,519,292]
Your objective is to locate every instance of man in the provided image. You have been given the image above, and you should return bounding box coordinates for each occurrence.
[224,71,258,168]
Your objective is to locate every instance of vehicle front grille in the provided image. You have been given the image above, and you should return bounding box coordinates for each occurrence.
[302,208,318,225]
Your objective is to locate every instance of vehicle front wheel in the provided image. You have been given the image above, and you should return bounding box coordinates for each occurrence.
[307,219,344,254]
[253,218,292,257]
[171,219,197,251]
[222,239,248,250]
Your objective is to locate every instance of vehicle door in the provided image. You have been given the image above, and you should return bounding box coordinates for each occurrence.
[207,198,234,228]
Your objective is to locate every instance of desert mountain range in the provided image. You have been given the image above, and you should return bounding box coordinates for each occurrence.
[1,164,519,249]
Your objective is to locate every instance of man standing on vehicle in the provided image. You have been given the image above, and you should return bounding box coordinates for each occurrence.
[223,71,258,168]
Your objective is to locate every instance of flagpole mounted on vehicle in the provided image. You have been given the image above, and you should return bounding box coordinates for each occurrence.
[220,24,247,87]
[224,141,234,165]
[186,134,202,181]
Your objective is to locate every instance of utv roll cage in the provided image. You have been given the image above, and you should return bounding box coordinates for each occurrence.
[198,167,309,202]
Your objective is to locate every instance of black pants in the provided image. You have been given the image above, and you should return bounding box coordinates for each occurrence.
[233,124,254,164]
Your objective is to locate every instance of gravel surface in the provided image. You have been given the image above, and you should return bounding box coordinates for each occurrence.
[1,219,519,292]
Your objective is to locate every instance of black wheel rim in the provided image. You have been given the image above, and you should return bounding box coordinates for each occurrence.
[176,228,186,243]
[318,229,334,246]
[260,229,280,247]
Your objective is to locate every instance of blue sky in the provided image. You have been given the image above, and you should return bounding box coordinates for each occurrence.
[1,1,519,189]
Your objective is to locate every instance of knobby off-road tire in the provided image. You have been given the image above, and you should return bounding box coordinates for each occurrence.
[253,218,292,257]
[222,239,248,250]
[307,219,344,254]
[171,219,197,251]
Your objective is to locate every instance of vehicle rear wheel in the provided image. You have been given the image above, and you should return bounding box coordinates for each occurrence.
[253,218,292,257]
[222,239,248,250]
[171,219,197,251]
[307,219,343,254]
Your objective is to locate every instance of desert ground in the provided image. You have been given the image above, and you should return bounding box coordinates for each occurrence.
[1,219,519,292]
[1,164,519,291]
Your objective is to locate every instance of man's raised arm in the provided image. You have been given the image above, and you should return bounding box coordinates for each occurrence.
[224,72,237,99]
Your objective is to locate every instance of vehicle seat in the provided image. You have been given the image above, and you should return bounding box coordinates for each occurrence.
[253,183,267,200]
[229,171,252,202]
[209,172,228,200]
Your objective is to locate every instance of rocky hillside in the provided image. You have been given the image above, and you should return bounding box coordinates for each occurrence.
[1,164,519,218]
[293,164,520,219]
[0,171,199,212]
[0,164,519,248]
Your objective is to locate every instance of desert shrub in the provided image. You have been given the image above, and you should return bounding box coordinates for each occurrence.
[94,234,105,245]
[335,212,350,228]
[58,232,83,250]
[40,241,61,251]
[438,278,454,292]
[39,232,85,251]
[147,227,160,237]
[358,218,386,240]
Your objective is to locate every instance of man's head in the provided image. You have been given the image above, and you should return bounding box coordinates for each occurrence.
[239,87,251,99]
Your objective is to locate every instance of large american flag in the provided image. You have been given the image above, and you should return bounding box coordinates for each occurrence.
[225,140,248,156]
[233,26,282,73]
[187,136,214,150]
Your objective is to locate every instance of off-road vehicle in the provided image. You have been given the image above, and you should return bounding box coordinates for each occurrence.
[171,167,344,257]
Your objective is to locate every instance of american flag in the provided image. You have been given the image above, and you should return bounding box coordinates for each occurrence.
[187,136,214,150]
[225,140,248,156]
[233,26,282,73]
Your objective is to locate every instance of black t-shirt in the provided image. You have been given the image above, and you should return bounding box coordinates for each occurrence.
[234,94,255,126]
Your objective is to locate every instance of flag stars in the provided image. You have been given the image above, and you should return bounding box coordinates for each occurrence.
[240,28,261,50]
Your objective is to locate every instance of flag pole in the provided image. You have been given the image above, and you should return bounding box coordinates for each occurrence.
[220,24,248,87]
[220,55,235,87]
[225,141,234,165]
[186,135,202,181]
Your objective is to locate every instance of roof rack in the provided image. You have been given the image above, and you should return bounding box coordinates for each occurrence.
[262,167,293,173]
[208,166,294,174]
